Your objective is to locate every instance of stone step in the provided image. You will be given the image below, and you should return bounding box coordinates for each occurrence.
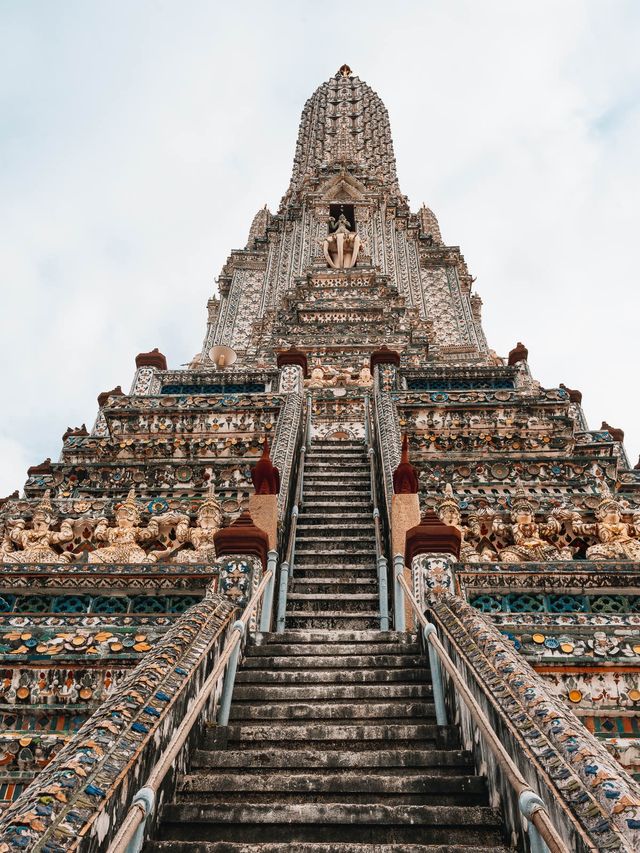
[300,501,372,513]
[149,842,508,853]
[285,615,381,630]
[296,522,375,532]
[245,641,417,657]
[305,459,368,466]
[290,572,378,595]
[304,465,371,476]
[231,682,431,701]
[304,463,369,472]
[311,438,366,450]
[158,803,503,845]
[235,667,431,684]
[255,630,418,644]
[286,593,379,612]
[286,604,380,616]
[229,700,435,722]
[292,563,378,574]
[241,654,425,670]
[191,747,469,772]
[304,480,371,491]
[304,490,371,499]
[294,551,375,565]
[178,770,487,805]
[221,721,445,744]
[309,449,365,456]
[296,528,376,544]
[298,513,373,524]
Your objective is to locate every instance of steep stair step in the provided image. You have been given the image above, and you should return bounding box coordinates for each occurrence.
[284,615,381,630]
[256,630,418,643]
[294,551,375,565]
[299,502,372,513]
[235,667,431,684]
[228,700,436,722]
[158,802,504,845]
[290,580,378,594]
[241,652,424,668]
[148,843,508,853]
[178,771,487,805]
[231,682,432,700]
[191,747,471,772]
[245,641,418,656]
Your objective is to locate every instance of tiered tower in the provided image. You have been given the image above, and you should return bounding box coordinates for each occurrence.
[0,66,638,851]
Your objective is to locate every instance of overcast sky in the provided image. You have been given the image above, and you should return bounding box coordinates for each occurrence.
[1,1,639,495]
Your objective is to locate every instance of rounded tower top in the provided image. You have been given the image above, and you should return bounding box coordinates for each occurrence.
[286,67,400,198]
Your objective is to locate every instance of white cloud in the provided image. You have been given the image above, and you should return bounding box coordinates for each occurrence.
[0,0,639,495]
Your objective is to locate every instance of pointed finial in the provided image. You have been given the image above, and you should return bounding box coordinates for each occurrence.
[251,437,280,495]
[338,64,352,78]
[36,489,54,516]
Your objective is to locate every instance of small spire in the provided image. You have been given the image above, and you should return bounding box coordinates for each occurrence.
[338,64,352,78]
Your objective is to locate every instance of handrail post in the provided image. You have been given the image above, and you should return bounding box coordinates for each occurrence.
[299,445,306,509]
[364,393,371,444]
[377,554,389,631]
[289,505,299,576]
[259,550,278,633]
[275,560,290,633]
[520,792,552,853]
[305,393,312,450]
[393,554,406,631]
[367,446,375,497]
[217,620,245,726]
[423,624,448,726]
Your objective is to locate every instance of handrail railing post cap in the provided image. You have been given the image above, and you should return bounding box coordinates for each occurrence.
[232,619,246,637]
[132,786,155,815]
[519,789,546,819]
[267,549,278,559]
[422,623,437,639]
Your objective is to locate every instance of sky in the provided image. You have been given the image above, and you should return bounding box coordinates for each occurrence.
[0,0,639,494]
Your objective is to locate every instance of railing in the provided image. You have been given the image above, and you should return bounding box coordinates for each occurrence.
[371,377,403,629]
[397,573,567,853]
[275,392,310,632]
[107,568,275,853]
[364,393,389,631]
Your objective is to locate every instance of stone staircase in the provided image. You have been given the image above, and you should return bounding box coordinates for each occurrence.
[148,439,509,851]
[150,632,508,850]
[287,439,379,631]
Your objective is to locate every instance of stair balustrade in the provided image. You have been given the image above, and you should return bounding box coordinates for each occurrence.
[397,572,568,853]
[107,567,275,853]
[364,392,390,631]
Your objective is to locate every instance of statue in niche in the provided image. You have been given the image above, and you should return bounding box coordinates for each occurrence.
[572,484,640,560]
[436,483,487,563]
[494,485,571,562]
[356,365,373,387]
[7,491,73,563]
[89,488,159,563]
[304,366,330,389]
[174,485,223,563]
[323,213,362,269]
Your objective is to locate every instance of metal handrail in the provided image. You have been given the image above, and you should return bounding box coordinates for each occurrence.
[364,393,389,630]
[108,568,274,853]
[397,573,567,853]
[275,393,309,631]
